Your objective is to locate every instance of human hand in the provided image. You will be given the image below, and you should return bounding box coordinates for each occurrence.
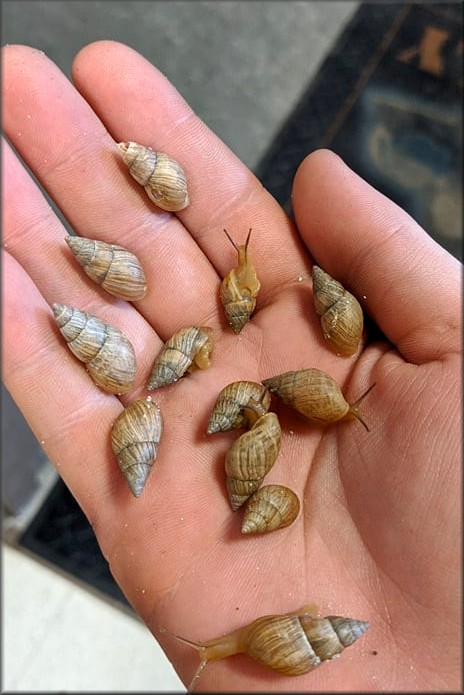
[2,41,461,692]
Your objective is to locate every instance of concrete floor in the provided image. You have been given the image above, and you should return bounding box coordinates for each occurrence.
[2,1,359,690]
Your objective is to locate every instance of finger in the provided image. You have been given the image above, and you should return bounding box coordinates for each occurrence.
[292,149,461,364]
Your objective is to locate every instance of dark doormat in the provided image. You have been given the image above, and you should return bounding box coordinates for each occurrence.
[18,2,463,610]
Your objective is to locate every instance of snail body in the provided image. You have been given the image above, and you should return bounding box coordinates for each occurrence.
[206,381,271,434]
[111,397,163,497]
[52,303,136,394]
[65,236,147,301]
[312,265,363,356]
[220,228,261,333]
[241,484,300,534]
[147,326,213,390]
[118,141,189,212]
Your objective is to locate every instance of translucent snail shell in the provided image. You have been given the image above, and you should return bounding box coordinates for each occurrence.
[52,303,136,394]
[312,265,363,357]
[65,236,147,301]
[118,141,189,212]
[220,228,261,333]
[241,484,300,534]
[147,326,213,390]
[111,396,163,497]
[206,380,272,434]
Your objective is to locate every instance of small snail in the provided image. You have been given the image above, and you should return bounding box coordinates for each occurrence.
[241,484,300,534]
[206,381,271,434]
[220,228,261,333]
[312,265,363,356]
[171,604,369,689]
[111,396,163,497]
[118,141,189,212]
[52,303,136,394]
[225,406,281,511]
[65,236,147,301]
[262,368,374,432]
[147,326,213,390]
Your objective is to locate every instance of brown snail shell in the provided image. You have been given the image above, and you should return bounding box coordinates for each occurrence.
[263,368,374,432]
[206,381,272,434]
[118,141,189,212]
[65,236,147,301]
[225,411,281,511]
[312,265,363,356]
[111,396,163,497]
[220,228,261,333]
[147,326,213,390]
[241,484,300,534]
[52,303,136,394]
[172,604,369,689]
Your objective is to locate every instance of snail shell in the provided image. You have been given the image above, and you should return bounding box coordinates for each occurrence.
[52,303,136,394]
[65,236,147,301]
[118,141,189,212]
[173,604,369,688]
[147,326,213,390]
[225,411,281,511]
[263,368,374,432]
[241,484,300,534]
[111,396,163,497]
[206,381,272,434]
[220,228,261,333]
[312,265,363,356]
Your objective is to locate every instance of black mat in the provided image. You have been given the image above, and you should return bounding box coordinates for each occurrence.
[18,2,463,610]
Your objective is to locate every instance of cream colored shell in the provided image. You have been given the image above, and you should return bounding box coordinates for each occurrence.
[241,484,300,534]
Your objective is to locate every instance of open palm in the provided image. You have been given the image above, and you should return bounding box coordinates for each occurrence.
[3,42,461,692]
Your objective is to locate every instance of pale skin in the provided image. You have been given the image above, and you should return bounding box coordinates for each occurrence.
[2,41,461,692]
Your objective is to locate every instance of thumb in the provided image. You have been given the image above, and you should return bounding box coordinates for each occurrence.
[292,149,461,364]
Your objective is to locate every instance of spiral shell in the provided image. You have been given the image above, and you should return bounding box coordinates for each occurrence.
[111,397,163,497]
[147,326,213,390]
[225,412,281,511]
[206,381,272,434]
[312,265,363,356]
[65,236,147,301]
[52,303,136,394]
[220,228,261,333]
[118,141,189,212]
[241,484,300,534]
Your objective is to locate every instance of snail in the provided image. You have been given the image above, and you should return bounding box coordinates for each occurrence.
[312,265,363,356]
[171,604,369,689]
[262,368,375,432]
[220,228,261,333]
[65,236,147,301]
[206,380,272,434]
[111,396,163,497]
[52,303,136,394]
[241,484,300,534]
[147,326,213,390]
[118,141,189,212]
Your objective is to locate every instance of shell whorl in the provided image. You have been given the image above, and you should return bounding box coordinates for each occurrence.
[147,326,213,390]
[206,381,272,434]
[241,484,300,534]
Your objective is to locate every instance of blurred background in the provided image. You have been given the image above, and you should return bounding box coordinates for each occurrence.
[2,1,462,691]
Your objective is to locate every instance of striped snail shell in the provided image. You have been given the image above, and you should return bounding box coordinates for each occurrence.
[172,604,369,689]
[206,381,272,434]
[262,368,374,432]
[52,303,136,394]
[65,236,147,301]
[220,228,261,333]
[118,141,189,212]
[312,265,363,357]
[111,397,163,497]
[147,326,213,390]
[241,484,300,534]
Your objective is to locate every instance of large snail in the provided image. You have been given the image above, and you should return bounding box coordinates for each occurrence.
[118,141,189,212]
[206,380,271,434]
[147,326,213,390]
[220,228,261,333]
[111,397,164,497]
[262,368,374,431]
[312,265,363,356]
[241,484,300,534]
[172,604,369,689]
[52,303,136,394]
[65,236,147,301]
